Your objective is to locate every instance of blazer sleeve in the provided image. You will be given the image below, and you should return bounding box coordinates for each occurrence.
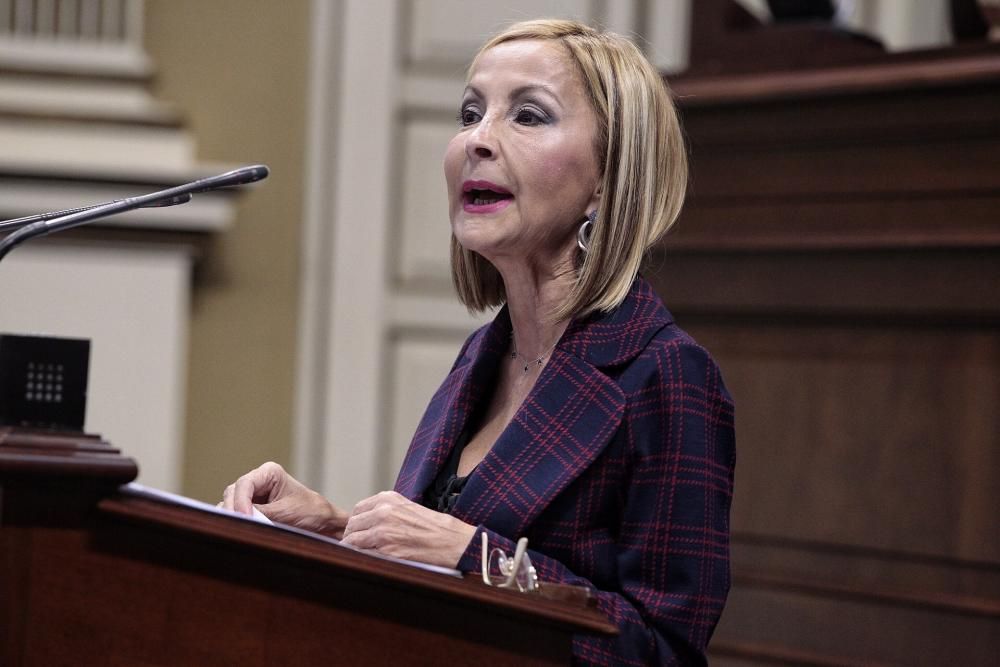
[455,340,736,666]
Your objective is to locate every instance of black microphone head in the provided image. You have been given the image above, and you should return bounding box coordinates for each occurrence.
[189,165,270,193]
[240,164,270,184]
[227,164,269,185]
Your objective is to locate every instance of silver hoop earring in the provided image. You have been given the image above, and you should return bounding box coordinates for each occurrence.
[578,210,597,252]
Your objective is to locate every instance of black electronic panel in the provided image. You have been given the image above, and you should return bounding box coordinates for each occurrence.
[0,334,89,431]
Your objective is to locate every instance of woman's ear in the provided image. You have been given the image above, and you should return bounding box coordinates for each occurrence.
[586,184,602,218]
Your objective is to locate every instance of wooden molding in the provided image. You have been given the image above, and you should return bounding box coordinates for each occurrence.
[710,640,893,667]
[735,570,1000,618]
[0,426,137,481]
[672,49,1000,106]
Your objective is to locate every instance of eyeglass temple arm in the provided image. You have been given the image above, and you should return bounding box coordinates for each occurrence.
[481,532,491,585]
[504,537,530,588]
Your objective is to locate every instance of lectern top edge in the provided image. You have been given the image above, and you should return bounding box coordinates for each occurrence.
[98,489,618,637]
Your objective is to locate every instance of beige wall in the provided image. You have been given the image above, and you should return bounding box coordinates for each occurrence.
[144,0,310,501]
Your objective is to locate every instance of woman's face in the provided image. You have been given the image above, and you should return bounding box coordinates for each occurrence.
[444,39,602,267]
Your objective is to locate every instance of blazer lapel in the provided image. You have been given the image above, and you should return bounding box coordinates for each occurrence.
[397,276,669,529]
[394,313,508,500]
[453,348,625,537]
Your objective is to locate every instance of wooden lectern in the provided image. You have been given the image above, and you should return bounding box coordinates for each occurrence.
[0,428,615,666]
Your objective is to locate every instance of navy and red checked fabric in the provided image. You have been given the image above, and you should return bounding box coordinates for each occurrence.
[394,276,736,666]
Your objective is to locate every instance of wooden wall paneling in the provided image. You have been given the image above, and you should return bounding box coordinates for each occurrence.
[687,138,999,198]
[664,198,1000,252]
[660,44,1000,665]
[717,581,998,665]
[650,251,1000,319]
[674,316,1000,560]
[686,0,889,76]
[397,115,457,289]
[730,537,1000,603]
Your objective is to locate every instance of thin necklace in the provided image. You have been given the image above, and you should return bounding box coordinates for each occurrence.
[510,332,559,373]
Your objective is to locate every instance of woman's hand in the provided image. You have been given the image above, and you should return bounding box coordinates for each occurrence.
[341,491,477,569]
[221,461,348,538]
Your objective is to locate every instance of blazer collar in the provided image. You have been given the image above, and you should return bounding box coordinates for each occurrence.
[445,274,673,371]
[560,274,674,370]
[454,274,674,370]
[395,276,671,535]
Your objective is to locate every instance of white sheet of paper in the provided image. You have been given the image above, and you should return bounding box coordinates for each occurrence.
[250,505,274,525]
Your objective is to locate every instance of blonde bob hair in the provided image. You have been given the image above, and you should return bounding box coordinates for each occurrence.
[451,19,688,321]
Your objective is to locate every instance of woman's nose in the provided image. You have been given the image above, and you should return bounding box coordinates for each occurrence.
[466,119,497,160]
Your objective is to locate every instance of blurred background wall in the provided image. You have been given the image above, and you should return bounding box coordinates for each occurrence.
[0,0,953,501]
[2,1,996,663]
[144,0,310,503]
[172,0,956,510]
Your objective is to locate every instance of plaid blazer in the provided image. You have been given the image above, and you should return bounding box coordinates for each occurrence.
[394,277,735,666]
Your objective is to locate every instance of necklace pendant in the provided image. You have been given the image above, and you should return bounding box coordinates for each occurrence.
[523,364,529,373]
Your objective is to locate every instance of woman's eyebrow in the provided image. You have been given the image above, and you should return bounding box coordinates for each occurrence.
[509,83,560,105]
[462,83,563,108]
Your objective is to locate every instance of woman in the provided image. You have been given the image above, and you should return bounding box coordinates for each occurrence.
[223,19,735,665]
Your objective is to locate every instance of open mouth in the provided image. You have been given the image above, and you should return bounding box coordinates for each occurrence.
[462,180,513,210]
[465,188,513,206]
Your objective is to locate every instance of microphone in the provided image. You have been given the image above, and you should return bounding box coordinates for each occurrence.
[0,165,268,432]
[0,194,193,234]
[0,165,268,264]
[182,164,270,192]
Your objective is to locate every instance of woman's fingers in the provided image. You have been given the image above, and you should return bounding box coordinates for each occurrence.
[343,492,408,538]
[341,523,381,551]
[221,483,237,511]
[350,490,404,516]
[221,461,287,515]
[232,471,268,515]
[259,494,322,528]
[342,495,409,553]
[340,493,476,567]
[342,501,387,539]
[218,462,347,537]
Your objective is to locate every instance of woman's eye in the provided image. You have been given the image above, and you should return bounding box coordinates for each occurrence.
[457,108,481,126]
[514,107,545,126]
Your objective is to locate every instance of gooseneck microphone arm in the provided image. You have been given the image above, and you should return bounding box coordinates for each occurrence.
[0,193,194,234]
[0,164,269,264]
